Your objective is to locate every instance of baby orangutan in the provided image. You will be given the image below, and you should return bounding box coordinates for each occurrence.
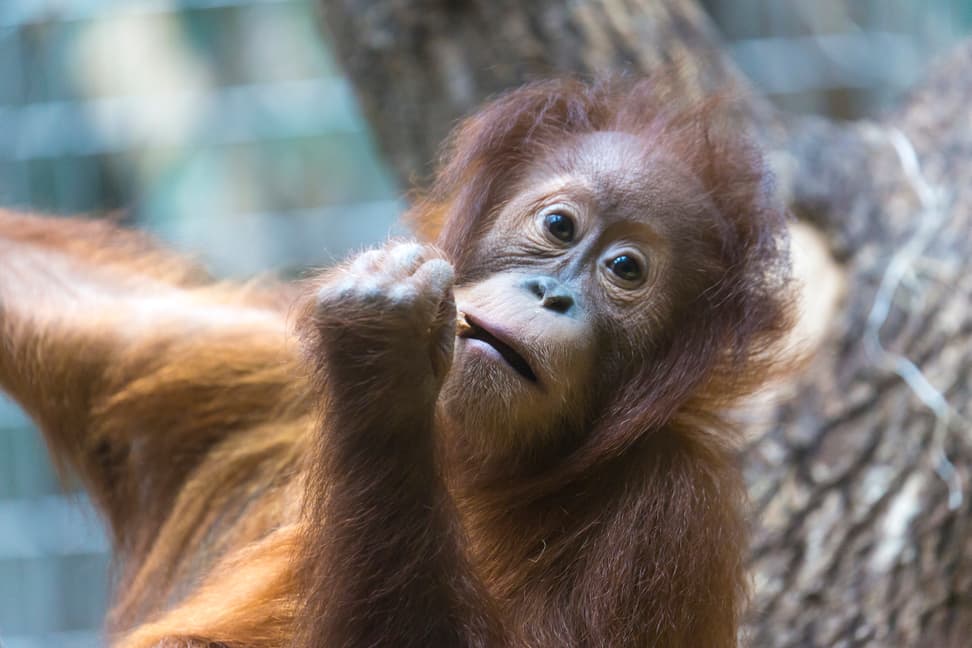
[0,78,792,647]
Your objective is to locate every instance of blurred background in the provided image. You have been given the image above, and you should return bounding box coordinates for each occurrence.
[0,1,970,646]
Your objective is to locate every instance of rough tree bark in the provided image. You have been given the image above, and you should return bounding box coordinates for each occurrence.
[315,1,972,646]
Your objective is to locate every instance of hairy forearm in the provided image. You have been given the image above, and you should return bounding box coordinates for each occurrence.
[0,212,183,397]
[296,380,500,647]
[295,246,502,647]
[0,211,300,544]
[0,213,282,425]
[0,231,112,427]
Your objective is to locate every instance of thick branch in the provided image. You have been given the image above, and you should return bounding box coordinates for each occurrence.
[745,40,972,647]
[775,42,972,260]
[316,0,772,184]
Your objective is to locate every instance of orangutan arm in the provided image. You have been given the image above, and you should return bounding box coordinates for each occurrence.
[294,240,502,647]
[0,211,301,542]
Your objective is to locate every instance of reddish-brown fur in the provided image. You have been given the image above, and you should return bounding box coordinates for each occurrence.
[0,78,792,647]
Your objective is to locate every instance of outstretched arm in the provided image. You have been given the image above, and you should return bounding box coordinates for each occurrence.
[295,241,502,647]
[0,211,303,545]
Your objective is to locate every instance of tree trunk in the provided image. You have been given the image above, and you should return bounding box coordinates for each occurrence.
[315,1,972,645]
[314,0,776,183]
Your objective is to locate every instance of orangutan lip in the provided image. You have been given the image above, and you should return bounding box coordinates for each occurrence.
[458,314,537,383]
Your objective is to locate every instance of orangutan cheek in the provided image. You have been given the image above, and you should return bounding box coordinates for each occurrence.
[442,274,597,437]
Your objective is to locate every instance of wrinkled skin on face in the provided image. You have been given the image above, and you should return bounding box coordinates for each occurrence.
[440,132,720,449]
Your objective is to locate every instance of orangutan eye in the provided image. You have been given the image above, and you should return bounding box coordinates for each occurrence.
[607,254,643,283]
[544,213,575,243]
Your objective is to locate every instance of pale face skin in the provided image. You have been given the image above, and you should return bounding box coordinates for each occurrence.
[440,132,715,448]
